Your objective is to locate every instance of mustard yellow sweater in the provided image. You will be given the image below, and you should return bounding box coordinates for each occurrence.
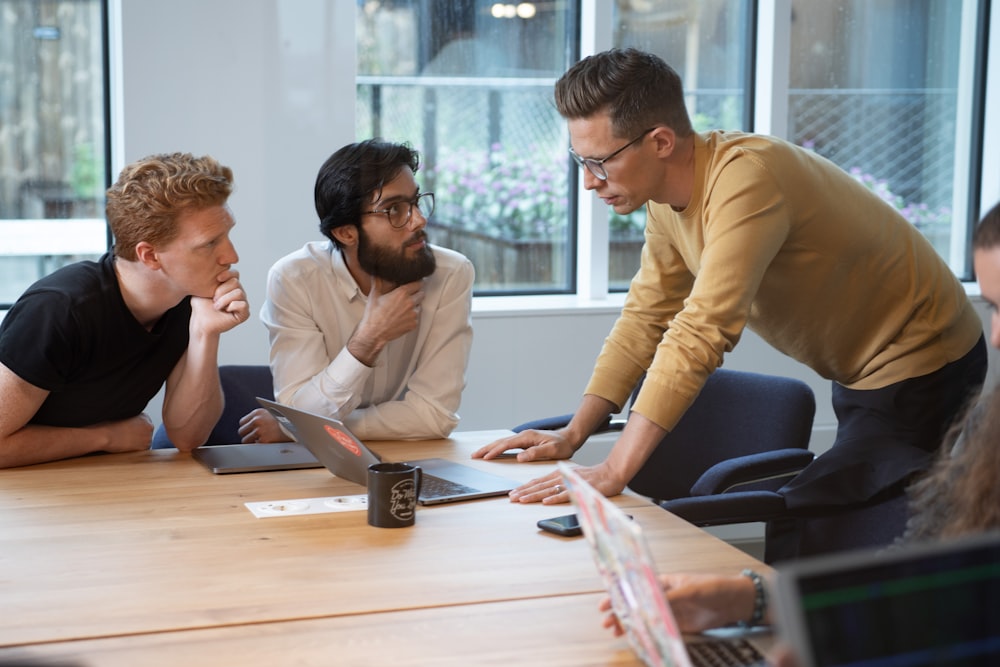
[586,131,982,432]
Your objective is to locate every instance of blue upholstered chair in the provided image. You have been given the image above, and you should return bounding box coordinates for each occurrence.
[641,373,914,562]
[622,369,816,503]
[514,368,918,563]
[151,364,274,449]
[513,369,819,561]
[514,369,817,501]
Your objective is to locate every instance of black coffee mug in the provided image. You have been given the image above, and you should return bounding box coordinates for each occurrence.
[367,462,423,528]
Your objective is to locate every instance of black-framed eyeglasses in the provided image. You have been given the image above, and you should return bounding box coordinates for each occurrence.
[362,192,435,229]
[569,128,656,181]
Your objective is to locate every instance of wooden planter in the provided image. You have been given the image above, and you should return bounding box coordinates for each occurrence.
[429,222,643,287]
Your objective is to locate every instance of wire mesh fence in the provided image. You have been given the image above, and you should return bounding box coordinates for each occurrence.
[358,81,958,291]
[789,89,955,211]
[358,78,571,292]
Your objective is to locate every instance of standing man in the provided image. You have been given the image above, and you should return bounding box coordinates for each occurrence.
[476,49,986,523]
[596,201,1000,657]
[237,139,474,443]
[0,152,249,467]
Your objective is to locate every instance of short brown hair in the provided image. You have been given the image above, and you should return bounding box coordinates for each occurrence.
[106,153,234,261]
[972,201,1000,252]
[554,48,694,139]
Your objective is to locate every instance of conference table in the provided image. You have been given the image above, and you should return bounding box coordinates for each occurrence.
[0,430,771,666]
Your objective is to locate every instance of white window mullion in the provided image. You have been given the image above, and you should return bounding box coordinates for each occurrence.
[575,171,610,300]
[576,0,614,300]
[753,0,791,138]
[580,0,613,57]
[949,0,985,272]
[108,0,126,182]
[980,0,1000,219]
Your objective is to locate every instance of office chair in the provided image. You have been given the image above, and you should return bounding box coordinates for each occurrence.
[512,368,817,523]
[616,370,908,563]
[624,370,817,502]
[151,364,274,449]
[515,369,918,563]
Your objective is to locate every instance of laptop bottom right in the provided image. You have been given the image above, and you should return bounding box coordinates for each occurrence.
[774,530,1000,667]
[558,462,768,667]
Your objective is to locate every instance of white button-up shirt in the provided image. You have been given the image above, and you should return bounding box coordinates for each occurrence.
[261,240,474,440]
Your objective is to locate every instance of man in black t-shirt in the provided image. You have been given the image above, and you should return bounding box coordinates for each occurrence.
[0,152,250,468]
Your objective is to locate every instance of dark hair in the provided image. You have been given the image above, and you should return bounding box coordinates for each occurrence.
[315,140,421,249]
[903,385,1000,543]
[554,48,694,139]
[972,201,1000,251]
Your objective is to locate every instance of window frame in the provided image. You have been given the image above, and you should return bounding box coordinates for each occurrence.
[566,0,993,304]
[6,1,995,314]
[0,0,114,311]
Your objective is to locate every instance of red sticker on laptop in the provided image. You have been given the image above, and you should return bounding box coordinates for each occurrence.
[324,425,361,456]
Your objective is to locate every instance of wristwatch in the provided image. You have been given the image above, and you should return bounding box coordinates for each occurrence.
[739,568,767,627]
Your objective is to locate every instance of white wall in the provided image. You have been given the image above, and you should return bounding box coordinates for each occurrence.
[119,0,355,361]
[120,1,998,451]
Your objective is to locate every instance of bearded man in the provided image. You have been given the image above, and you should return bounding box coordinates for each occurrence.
[237,140,474,443]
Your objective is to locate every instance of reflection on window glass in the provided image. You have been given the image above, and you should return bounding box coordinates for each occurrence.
[611,0,751,290]
[0,0,108,306]
[789,0,964,264]
[357,0,578,294]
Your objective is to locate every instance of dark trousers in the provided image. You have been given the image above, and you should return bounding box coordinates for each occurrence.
[768,335,987,562]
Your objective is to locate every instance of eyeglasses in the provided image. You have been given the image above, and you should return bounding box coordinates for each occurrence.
[362,192,435,229]
[569,128,656,181]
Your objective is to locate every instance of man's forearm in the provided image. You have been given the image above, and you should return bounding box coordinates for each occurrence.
[161,333,224,450]
[0,424,111,468]
[602,410,669,487]
[346,330,384,368]
[563,394,621,451]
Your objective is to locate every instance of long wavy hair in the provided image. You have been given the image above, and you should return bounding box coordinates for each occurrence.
[901,201,1000,543]
[903,376,1000,542]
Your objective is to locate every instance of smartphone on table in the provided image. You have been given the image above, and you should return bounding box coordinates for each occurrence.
[537,512,633,537]
[537,513,583,536]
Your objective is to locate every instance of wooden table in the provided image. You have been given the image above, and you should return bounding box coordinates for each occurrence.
[0,431,769,665]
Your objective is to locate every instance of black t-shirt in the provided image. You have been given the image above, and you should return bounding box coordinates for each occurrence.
[0,253,191,427]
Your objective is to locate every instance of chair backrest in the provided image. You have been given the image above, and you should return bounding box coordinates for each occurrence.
[151,364,274,448]
[626,368,816,501]
[208,364,275,444]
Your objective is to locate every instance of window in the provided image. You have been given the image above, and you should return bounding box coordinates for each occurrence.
[356,1,579,294]
[611,0,753,290]
[0,0,110,308]
[356,1,990,298]
[357,0,997,296]
[785,0,981,279]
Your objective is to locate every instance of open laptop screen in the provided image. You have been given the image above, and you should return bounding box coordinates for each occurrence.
[776,531,1000,667]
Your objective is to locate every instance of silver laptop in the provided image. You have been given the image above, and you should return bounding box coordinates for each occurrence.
[773,530,1000,667]
[256,398,516,505]
[558,462,769,667]
[192,442,322,474]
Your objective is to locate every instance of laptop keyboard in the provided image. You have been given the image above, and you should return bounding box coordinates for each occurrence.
[686,638,765,667]
[420,474,478,498]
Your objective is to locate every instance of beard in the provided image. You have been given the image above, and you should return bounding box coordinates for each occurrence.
[357,227,436,286]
